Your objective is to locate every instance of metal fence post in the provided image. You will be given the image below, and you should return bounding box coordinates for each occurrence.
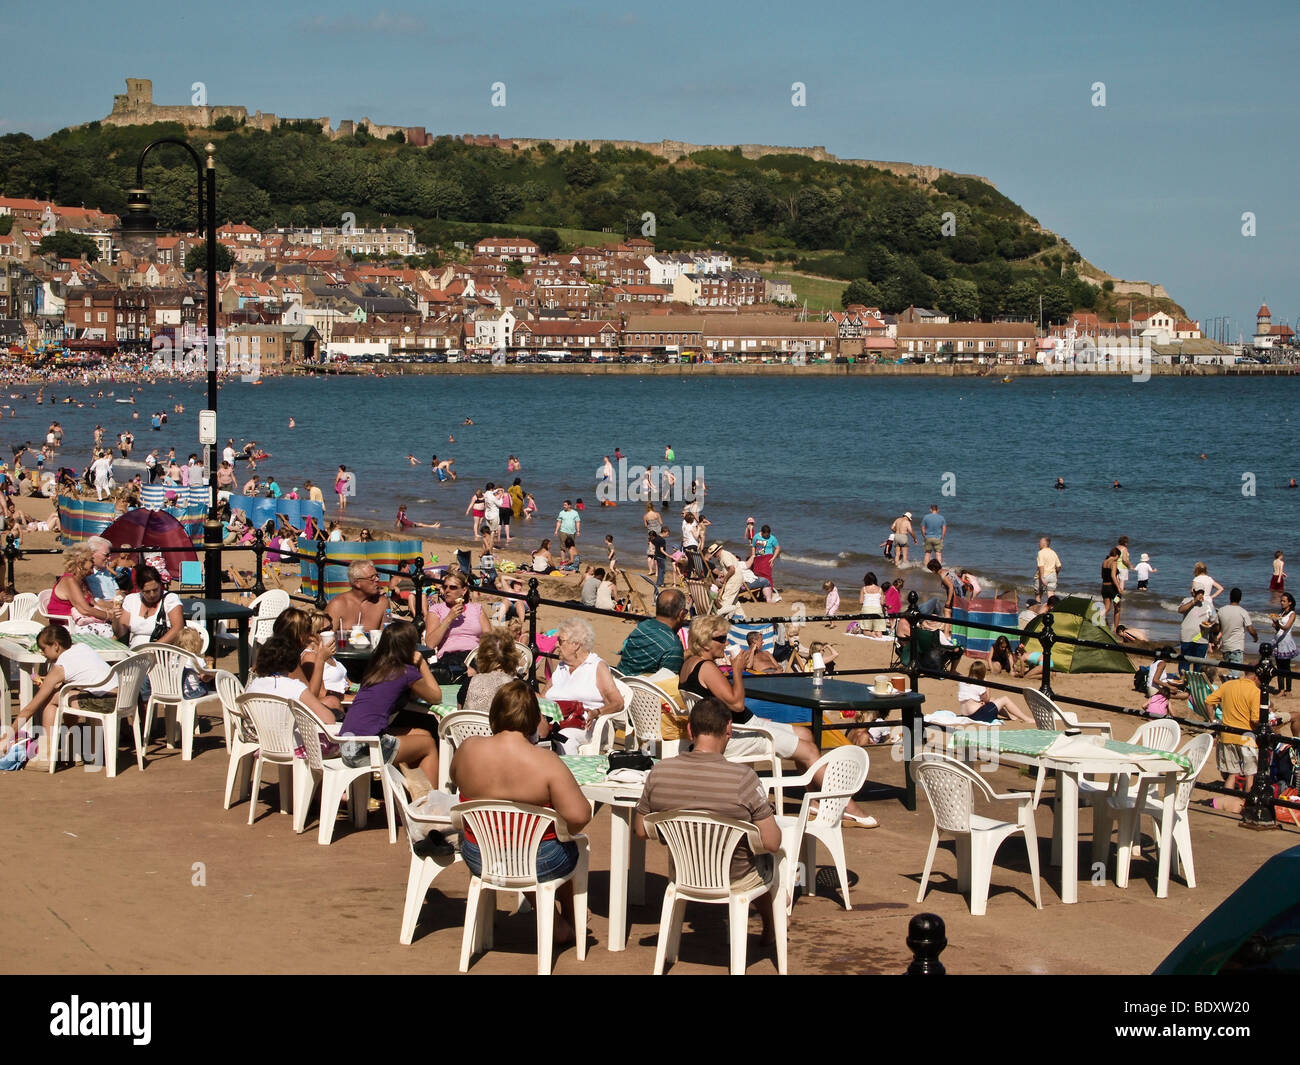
[251,529,266,596]
[1038,611,1055,699]
[1242,643,1279,830]
[526,577,541,691]
[412,555,425,633]
[3,534,18,594]
[314,538,329,610]
[905,590,922,693]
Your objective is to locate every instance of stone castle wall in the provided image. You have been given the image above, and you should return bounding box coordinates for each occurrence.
[96,79,981,185]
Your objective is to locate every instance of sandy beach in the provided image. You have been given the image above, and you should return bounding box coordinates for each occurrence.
[4,491,1299,975]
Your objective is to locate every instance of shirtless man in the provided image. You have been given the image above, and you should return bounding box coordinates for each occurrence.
[891,512,917,566]
[431,455,457,482]
[744,630,784,674]
[325,561,389,632]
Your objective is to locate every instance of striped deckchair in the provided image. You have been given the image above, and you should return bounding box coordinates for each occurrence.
[725,620,778,658]
[296,537,424,602]
[139,484,208,542]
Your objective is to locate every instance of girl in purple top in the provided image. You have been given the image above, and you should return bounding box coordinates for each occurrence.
[338,621,442,789]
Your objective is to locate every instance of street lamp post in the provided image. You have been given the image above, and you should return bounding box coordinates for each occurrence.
[118,138,223,604]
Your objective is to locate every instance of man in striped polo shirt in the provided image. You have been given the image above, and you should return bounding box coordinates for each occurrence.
[635,697,782,944]
[617,588,688,675]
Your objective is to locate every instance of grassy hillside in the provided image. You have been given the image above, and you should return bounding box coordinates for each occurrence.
[0,119,1133,321]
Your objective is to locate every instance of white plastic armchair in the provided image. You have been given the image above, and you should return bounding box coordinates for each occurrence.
[139,642,220,760]
[49,652,152,777]
[248,588,290,648]
[1086,719,1183,866]
[1111,732,1213,891]
[728,717,786,807]
[914,752,1043,917]
[218,675,259,810]
[621,676,682,758]
[576,678,633,756]
[642,810,788,975]
[289,702,397,845]
[1024,688,1112,736]
[235,692,308,824]
[386,763,461,945]
[451,800,589,976]
[436,710,493,793]
[212,670,244,751]
[8,592,39,623]
[771,746,869,912]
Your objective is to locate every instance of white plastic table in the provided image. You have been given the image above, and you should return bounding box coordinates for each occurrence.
[951,729,1184,903]
[564,755,646,952]
[0,633,131,705]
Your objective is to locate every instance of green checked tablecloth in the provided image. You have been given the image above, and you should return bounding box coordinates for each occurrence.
[952,727,1191,772]
[11,632,129,657]
[560,755,613,786]
[425,690,562,723]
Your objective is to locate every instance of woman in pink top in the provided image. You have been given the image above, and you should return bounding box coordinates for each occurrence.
[47,544,115,628]
[424,574,485,677]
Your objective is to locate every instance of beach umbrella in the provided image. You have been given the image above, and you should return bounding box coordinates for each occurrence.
[100,508,199,565]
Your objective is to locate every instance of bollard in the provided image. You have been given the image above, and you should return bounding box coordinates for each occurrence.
[904,913,947,975]
[1241,644,1279,830]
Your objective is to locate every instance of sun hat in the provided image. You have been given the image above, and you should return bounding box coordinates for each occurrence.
[1140,553,1150,562]
[904,511,912,519]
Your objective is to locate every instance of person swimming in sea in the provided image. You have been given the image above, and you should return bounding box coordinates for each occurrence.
[1055,477,1066,490]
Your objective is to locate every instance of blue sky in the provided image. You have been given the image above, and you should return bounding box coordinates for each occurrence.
[2,0,1296,335]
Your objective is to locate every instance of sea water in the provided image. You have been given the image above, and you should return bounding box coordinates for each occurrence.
[12,372,1298,639]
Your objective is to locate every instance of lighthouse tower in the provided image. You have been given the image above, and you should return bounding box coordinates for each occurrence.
[1254,303,1273,348]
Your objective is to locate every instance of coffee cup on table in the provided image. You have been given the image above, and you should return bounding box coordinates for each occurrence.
[871,674,892,696]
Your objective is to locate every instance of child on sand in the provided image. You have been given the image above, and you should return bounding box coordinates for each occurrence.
[823,580,840,628]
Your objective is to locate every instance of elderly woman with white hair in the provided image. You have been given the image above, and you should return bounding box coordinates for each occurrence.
[543,616,624,755]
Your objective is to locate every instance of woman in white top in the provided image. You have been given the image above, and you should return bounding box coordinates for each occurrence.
[299,610,349,720]
[859,571,886,633]
[243,630,336,721]
[111,565,184,648]
[595,574,617,611]
[542,617,623,755]
[956,661,1033,723]
[1271,592,1297,695]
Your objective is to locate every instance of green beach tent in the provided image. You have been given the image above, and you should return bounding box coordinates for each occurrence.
[1022,595,1133,674]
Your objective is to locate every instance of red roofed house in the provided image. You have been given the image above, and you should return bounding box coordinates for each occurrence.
[513,318,619,356]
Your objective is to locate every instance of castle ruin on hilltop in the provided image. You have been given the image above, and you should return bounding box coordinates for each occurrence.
[97,78,988,186]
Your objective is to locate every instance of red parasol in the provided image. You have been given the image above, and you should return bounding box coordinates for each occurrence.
[100,509,200,566]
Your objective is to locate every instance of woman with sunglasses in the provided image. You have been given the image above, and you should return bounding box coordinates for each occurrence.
[424,575,485,679]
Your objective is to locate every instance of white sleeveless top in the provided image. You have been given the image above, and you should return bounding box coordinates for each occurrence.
[861,591,883,614]
[546,652,605,710]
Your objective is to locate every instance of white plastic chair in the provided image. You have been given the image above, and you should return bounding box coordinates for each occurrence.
[643,810,788,975]
[575,678,633,756]
[622,676,682,758]
[1111,732,1214,890]
[139,642,220,760]
[221,683,263,810]
[8,592,39,623]
[289,702,397,845]
[184,620,210,655]
[49,652,152,777]
[773,746,869,912]
[35,588,52,625]
[513,642,534,679]
[1085,719,1182,864]
[1024,688,1112,736]
[451,800,589,975]
[385,764,461,944]
[212,670,244,751]
[248,588,290,648]
[436,710,493,793]
[914,752,1043,916]
[236,692,309,823]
